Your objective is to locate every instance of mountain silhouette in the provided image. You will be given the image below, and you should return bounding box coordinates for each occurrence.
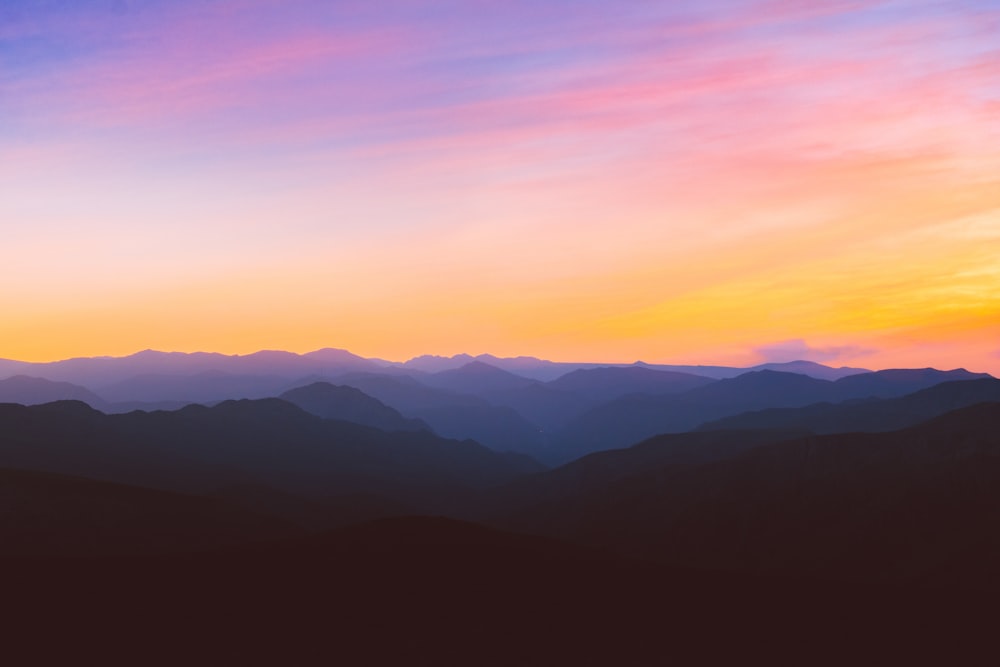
[478,381,591,432]
[546,365,716,402]
[411,404,545,456]
[550,370,840,463]
[321,371,548,454]
[420,361,536,394]
[280,381,428,432]
[483,428,811,518]
[701,377,1000,433]
[748,359,870,380]
[0,348,387,387]
[496,401,1000,590]
[323,371,484,411]
[0,375,109,410]
[831,367,991,398]
[0,399,541,510]
[97,371,290,404]
[549,368,994,463]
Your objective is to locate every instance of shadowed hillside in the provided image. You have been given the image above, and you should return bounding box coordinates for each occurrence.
[495,402,1000,591]
[0,399,541,515]
[0,375,109,410]
[701,378,1000,433]
[550,368,992,463]
[0,467,295,556]
[280,381,429,432]
[4,516,992,665]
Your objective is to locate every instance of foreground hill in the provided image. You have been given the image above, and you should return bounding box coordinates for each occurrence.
[0,467,295,556]
[4,516,991,665]
[496,402,1000,590]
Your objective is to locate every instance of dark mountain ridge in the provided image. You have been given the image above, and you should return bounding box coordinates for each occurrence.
[496,401,1000,590]
[701,378,1000,434]
[0,399,540,508]
[280,382,429,432]
[550,367,992,463]
[0,375,109,410]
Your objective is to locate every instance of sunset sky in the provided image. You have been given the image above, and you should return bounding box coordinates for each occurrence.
[2,0,998,372]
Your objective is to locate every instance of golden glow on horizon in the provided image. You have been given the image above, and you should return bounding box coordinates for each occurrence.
[3,1,999,374]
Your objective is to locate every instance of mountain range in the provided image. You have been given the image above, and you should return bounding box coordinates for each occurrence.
[1,348,998,661]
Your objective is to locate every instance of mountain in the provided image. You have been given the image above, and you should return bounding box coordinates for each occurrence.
[749,360,870,380]
[411,404,545,456]
[483,428,811,518]
[325,372,548,454]
[279,382,428,432]
[549,368,995,464]
[400,353,477,373]
[400,353,577,380]
[323,371,484,411]
[832,367,992,398]
[550,370,841,463]
[96,371,291,404]
[546,366,716,403]
[0,400,245,492]
[0,375,109,410]
[420,361,536,395]
[479,382,592,432]
[700,378,1000,434]
[0,399,541,506]
[0,348,387,387]
[496,402,1000,589]
[473,353,572,381]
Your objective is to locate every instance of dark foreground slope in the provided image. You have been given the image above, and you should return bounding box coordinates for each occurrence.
[496,402,1000,591]
[0,467,296,556]
[3,517,992,666]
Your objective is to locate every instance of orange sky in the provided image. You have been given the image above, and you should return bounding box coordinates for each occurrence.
[2,1,998,373]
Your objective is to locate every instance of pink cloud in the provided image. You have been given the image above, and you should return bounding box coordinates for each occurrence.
[755,339,877,364]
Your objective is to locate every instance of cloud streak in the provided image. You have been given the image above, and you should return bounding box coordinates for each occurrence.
[755,339,877,364]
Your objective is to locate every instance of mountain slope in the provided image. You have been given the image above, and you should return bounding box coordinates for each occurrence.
[0,375,109,410]
[280,382,428,432]
[545,366,715,403]
[420,361,535,395]
[831,367,991,398]
[0,399,541,505]
[550,370,840,463]
[701,378,1000,433]
[550,368,994,463]
[0,467,295,556]
[498,402,1000,589]
[328,372,547,454]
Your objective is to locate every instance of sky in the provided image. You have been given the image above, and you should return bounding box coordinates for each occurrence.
[2,0,999,372]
